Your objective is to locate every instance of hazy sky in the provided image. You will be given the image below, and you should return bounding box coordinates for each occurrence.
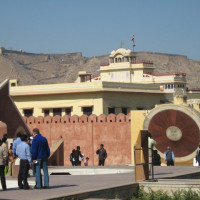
[0,0,199,60]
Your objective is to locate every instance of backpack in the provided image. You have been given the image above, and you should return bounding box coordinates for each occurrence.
[70,153,75,162]
[166,150,173,162]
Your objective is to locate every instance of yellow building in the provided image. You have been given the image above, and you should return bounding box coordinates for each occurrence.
[10,48,189,118]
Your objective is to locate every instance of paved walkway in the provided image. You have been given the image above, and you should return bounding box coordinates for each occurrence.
[1,166,200,200]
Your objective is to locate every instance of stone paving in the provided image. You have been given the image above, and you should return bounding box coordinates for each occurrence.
[0,166,200,200]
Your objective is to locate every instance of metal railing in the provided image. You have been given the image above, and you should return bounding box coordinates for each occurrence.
[134,146,155,181]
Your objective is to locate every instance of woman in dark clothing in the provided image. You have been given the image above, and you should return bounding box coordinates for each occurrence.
[73,146,83,166]
[153,150,161,166]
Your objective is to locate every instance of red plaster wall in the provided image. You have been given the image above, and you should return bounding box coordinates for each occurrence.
[26,113,131,166]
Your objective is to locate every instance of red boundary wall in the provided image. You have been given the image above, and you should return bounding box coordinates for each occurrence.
[25,113,131,166]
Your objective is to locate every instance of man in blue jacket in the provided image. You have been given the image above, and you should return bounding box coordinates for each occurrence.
[32,128,50,189]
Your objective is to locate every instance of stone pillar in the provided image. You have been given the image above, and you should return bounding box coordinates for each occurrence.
[173,88,187,105]
[131,110,149,181]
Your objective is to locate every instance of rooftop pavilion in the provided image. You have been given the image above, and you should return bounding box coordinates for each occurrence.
[83,48,187,93]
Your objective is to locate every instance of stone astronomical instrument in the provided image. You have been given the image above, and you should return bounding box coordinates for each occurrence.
[143,104,200,163]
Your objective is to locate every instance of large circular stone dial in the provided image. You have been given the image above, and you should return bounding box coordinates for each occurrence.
[148,109,200,157]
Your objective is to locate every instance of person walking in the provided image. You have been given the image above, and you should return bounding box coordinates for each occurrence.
[96,144,107,166]
[164,146,175,166]
[16,134,32,190]
[0,139,8,191]
[32,128,50,189]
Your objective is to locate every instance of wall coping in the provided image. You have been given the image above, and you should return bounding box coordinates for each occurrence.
[24,113,131,124]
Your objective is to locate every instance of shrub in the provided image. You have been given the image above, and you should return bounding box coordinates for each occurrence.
[131,186,200,200]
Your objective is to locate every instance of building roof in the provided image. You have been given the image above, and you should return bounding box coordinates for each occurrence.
[109,48,134,58]
[10,81,165,96]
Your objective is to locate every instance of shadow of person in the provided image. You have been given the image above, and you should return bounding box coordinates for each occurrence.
[49,184,77,189]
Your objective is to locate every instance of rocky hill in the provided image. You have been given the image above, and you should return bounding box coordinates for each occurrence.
[0,48,200,89]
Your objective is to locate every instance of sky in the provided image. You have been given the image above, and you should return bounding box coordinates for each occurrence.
[0,0,200,60]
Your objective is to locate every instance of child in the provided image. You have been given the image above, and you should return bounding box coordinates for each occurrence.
[84,157,89,166]
[7,144,14,176]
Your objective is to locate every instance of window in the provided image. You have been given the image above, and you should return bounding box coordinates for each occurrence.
[108,107,115,114]
[126,72,130,79]
[122,108,127,115]
[65,108,72,116]
[44,109,50,117]
[110,73,114,79]
[23,109,33,117]
[53,108,62,116]
[82,107,93,116]
[137,107,144,110]
[11,83,16,86]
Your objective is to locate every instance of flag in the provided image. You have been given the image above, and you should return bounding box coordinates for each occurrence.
[131,35,136,46]
[121,41,124,47]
